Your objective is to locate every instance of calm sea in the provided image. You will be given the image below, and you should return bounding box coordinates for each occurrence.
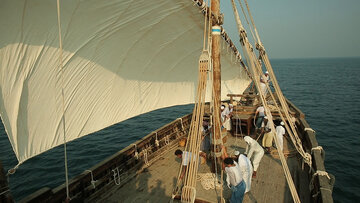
[0,57,359,202]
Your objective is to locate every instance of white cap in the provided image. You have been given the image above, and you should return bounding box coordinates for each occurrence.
[264,116,268,119]
[265,71,269,74]
[280,121,284,125]
[229,104,233,107]
[234,151,240,156]
[221,105,225,110]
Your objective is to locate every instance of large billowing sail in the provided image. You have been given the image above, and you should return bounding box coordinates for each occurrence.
[0,0,251,163]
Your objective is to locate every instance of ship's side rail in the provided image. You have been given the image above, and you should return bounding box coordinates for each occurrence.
[20,114,192,203]
[287,99,334,203]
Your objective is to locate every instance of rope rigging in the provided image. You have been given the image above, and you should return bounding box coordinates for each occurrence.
[240,0,313,169]
[229,0,301,202]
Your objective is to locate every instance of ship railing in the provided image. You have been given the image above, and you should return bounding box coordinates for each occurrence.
[20,114,192,203]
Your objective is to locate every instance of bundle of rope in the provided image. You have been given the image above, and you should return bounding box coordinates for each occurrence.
[172,1,213,202]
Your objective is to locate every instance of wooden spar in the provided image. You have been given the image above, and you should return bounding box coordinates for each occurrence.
[0,160,14,203]
[212,0,221,140]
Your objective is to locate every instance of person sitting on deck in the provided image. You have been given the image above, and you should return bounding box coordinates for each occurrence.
[234,151,253,193]
[224,157,246,203]
[175,149,206,180]
[221,105,231,131]
[276,121,286,152]
[244,136,264,178]
[254,105,265,131]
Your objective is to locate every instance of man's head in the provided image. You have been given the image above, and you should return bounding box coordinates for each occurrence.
[280,121,284,126]
[234,151,240,158]
[229,104,233,109]
[224,157,234,166]
[175,149,183,158]
[265,71,269,75]
[264,116,268,120]
[221,105,225,111]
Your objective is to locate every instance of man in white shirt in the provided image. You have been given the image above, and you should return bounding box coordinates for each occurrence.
[221,105,231,131]
[244,136,264,178]
[234,151,253,193]
[276,121,286,151]
[175,150,204,180]
[224,157,246,202]
[255,105,265,130]
[260,71,270,83]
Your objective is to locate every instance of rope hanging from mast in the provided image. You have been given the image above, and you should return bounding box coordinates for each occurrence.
[172,1,214,202]
[229,0,301,202]
[240,0,313,169]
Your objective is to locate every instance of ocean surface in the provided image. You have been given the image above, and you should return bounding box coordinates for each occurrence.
[1,57,359,202]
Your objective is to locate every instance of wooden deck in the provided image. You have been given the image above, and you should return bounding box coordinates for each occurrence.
[88,131,310,203]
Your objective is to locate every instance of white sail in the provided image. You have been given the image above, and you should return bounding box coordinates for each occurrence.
[0,0,251,163]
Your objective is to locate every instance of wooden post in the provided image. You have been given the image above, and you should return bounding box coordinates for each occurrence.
[211,0,223,173]
[0,161,14,203]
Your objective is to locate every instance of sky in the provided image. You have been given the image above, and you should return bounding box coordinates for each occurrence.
[220,0,360,59]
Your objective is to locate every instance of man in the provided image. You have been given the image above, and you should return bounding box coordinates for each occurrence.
[259,71,270,97]
[244,136,264,178]
[262,117,274,153]
[234,151,253,193]
[175,149,205,179]
[224,157,246,202]
[260,71,270,83]
[254,105,265,130]
[276,121,286,151]
[221,105,231,131]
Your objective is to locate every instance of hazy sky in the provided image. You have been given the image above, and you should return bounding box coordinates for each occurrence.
[220,0,360,59]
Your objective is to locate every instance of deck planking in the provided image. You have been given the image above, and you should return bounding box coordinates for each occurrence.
[89,131,310,203]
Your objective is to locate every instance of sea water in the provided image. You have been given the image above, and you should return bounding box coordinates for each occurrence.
[1,57,359,202]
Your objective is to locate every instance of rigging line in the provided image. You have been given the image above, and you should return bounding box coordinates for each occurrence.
[237,0,256,44]
[229,1,301,202]
[56,0,70,200]
[243,0,262,45]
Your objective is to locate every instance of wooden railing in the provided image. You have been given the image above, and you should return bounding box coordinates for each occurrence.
[20,114,192,203]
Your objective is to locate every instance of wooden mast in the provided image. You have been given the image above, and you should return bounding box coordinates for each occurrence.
[211,0,222,169]
[0,161,14,203]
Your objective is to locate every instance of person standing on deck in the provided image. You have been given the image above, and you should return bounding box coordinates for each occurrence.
[221,105,231,131]
[224,157,246,203]
[234,151,253,193]
[258,71,270,97]
[276,122,286,151]
[244,136,264,178]
[254,105,265,132]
